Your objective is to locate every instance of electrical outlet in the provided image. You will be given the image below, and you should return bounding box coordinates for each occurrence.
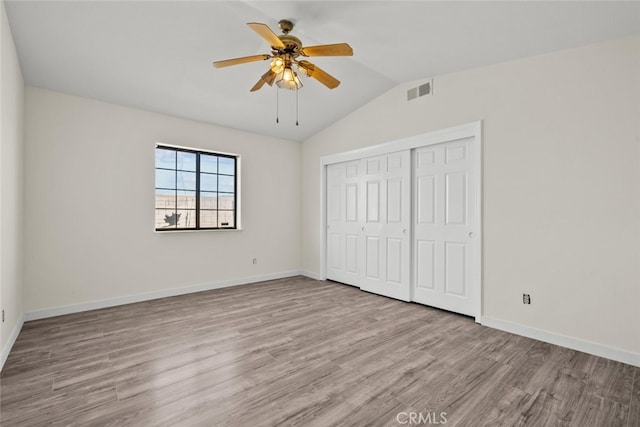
[523,294,531,305]
[252,258,257,265]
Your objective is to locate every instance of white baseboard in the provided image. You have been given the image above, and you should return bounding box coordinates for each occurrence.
[1,313,24,371]
[300,270,322,280]
[481,316,640,368]
[24,270,304,322]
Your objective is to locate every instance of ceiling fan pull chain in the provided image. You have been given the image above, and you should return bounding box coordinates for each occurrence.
[296,89,299,126]
[276,88,279,124]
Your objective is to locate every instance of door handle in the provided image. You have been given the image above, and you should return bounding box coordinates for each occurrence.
[468,232,474,237]
[403,229,407,234]
[361,227,366,232]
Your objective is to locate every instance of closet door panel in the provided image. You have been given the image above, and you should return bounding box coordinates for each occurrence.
[359,151,411,301]
[413,138,477,316]
[326,161,363,286]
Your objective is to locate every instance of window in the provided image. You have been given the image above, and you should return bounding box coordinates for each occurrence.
[155,145,238,231]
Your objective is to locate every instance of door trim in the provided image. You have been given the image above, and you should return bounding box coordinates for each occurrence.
[320,121,483,322]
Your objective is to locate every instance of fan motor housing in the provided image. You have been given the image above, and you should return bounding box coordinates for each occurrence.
[276,34,302,57]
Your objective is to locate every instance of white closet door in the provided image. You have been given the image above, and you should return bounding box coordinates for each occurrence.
[326,161,362,286]
[413,138,477,316]
[359,151,411,301]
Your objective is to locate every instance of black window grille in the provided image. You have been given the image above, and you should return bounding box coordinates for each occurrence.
[155,145,237,231]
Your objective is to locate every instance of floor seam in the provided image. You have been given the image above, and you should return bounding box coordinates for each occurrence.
[627,368,636,427]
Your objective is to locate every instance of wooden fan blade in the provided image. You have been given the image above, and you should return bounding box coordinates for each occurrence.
[301,43,353,57]
[247,22,285,49]
[250,78,267,92]
[264,69,277,86]
[250,70,277,92]
[297,60,340,89]
[213,54,270,68]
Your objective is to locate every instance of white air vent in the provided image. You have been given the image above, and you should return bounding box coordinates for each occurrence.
[407,79,433,101]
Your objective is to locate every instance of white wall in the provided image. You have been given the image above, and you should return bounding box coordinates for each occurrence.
[24,87,301,314]
[0,0,25,366]
[302,35,640,357]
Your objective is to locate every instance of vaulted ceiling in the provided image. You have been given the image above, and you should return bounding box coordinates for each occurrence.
[5,1,640,142]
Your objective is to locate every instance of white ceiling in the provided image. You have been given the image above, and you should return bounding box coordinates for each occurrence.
[5,1,640,142]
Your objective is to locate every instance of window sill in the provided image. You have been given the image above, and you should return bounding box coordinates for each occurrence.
[154,228,242,234]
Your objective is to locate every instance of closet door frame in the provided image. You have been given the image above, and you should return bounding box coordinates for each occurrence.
[319,121,483,322]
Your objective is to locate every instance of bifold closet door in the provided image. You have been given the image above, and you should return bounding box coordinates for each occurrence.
[359,151,411,301]
[326,134,479,316]
[326,152,411,300]
[413,138,477,316]
[326,160,362,286]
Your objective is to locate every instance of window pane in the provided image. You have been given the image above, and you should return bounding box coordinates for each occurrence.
[219,175,234,193]
[156,209,178,229]
[176,171,196,190]
[200,210,218,228]
[218,194,235,210]
[200,192,217,209]
[200,154,218,174]
[177,190,196,209]
[219,157,235,175]
[177,151,196,171]
[200,173,217,192]
[156,169,176,189]
[155,148,176,169]
[176,210,197,229]
[155,189,175,209]
[219,211,235,228]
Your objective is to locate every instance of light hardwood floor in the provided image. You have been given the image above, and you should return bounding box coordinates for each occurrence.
[1,276,638,426]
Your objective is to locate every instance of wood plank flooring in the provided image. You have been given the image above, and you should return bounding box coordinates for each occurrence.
[1,276,638,426]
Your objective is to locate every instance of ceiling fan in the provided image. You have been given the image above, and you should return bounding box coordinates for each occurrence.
[213,19,353,92]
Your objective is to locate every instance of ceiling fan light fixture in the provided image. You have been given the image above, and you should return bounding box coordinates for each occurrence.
[270,57,285,74]
[275,65,302,90]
